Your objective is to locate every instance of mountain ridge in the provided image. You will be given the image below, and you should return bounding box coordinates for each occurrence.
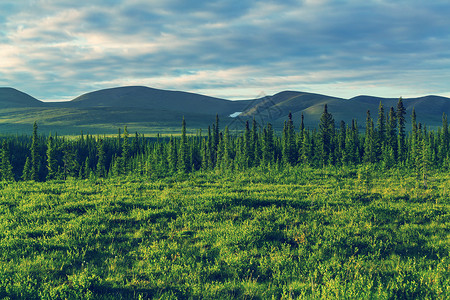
[1,86,450,134]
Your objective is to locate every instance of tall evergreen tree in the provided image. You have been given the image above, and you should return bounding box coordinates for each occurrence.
[410,107,418,165]
[22,157,32,181]
[282,112,297,165]
[30,121,40,181]
[363,111,376,163]
[96,139,106,178]
[375,102,385,160]
[243,121,251,168]
[397,97,407,163]
[121,126,130,174]
[318,104,335,165]
[46,135,58,180]
[168,136,178,173]
[440,113,449,161]
[338,120,346,163]
[386,107,397,162]
[262,123,275,165]
[62,143,79,179]
[1,140,14,181]
[177,117,189,173]
[222,126,231,169]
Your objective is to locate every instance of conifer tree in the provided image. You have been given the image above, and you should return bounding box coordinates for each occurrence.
[410,107,418,165]
[440,113,449,161]
[178,117,189,173]
[364,110,376,163]
[282,112,297,165]
[319,104,335,165]
[416,134,431,188]
[386,107,397,161]
[250,118,258,166]
[243,121,251,168]
[63,143,79,178]
[397,97,407,163]
[213,114,220,152]
[301,130,313,165]
[222,126,231,170]
[96,139,106,178]
[375,102,385,160]
[1,140,14,181]
[46,135,58,180]
[297,113,305,163]
[262,123,275,165]
[200,139,208,171]
[83,157,91,179]
[168,136,178,173]
[22,157,32,181]
[344,120,359,165]
[30,121,40,181]
[121,126,130,174]
[338,120,346,163]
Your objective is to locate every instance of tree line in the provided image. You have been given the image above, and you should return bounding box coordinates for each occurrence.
[0,98,449,183]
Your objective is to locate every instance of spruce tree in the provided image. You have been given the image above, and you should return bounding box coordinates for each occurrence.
[298,114,305,163]
[168,136,178,173]
[96,139,106,178]
[222,126,231,170]
[375,102,385,160]
[30,121,40,181]
[243,121,251,168]
[262,123,275,165]
[338,120,346,163]
[386,107,397,161]
[363,110,376,163]
[440,113,449,161]
[177,117,189,173]
[1,140,14,181]
[397,97,407,163]
[410,107,418,166]
[83,157,91,179]
[121,126,130,174]
[250,118,258,166]
[319,104,335,165]
[22,157,32,181]
[46,135,58,180]
[63,143,79,179]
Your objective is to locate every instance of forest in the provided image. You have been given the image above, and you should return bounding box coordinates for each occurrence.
[0,98,450,299]
[0,98,448,183]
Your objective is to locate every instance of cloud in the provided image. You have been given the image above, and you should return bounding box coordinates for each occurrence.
[0,0,449,101]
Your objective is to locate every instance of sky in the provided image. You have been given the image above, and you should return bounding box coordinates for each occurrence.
[1,0,450,102]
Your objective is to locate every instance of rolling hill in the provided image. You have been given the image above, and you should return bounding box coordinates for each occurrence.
[1,86,450,134]
[238,91,450,129]
[63,86,255,115]
[0,87,44,108]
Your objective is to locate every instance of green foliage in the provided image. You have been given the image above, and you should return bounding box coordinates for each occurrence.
[0,167,449,299]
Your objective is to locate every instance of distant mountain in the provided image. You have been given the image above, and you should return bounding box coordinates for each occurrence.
[0,87,44,108]
[63,86,254,116]
[240,92,450,129]
[1,85,450,134]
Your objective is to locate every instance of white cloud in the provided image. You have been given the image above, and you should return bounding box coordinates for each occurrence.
[0,0,449,101]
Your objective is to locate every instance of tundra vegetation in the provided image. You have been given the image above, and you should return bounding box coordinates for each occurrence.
[0,98,449,299]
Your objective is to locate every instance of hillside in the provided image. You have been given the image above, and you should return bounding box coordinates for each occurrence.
[0,87,44,108]
[64,86,254,116]
[1,86,450,134]
[239,92,450,129]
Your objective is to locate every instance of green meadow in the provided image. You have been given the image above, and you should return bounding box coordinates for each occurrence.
[0,166,449,299]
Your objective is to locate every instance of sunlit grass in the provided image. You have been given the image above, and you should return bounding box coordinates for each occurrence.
[0,166,449,299]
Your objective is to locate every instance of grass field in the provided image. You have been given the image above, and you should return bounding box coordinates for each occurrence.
[0,166,449,299]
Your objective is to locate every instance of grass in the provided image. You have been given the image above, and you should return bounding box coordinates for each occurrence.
[0,107,222,135]
[0,166,449,299]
